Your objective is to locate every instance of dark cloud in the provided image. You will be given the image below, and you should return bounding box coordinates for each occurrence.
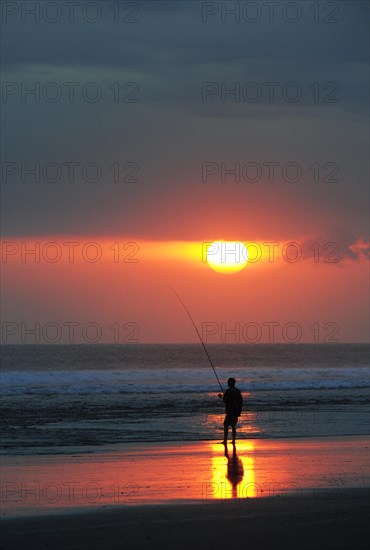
[1,1,368,247]
[2,1,368,70]
[301,225,370,262]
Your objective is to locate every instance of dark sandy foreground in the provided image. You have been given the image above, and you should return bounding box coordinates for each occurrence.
[1,488,369,550]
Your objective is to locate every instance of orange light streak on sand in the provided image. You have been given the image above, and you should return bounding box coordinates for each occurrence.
[209,441,257,498]
[1,437,369,516]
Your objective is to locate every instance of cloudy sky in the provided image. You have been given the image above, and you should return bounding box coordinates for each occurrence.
[1,1,369,343]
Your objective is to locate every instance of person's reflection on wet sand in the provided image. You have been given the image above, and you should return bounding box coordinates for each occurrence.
[224,443,244,498]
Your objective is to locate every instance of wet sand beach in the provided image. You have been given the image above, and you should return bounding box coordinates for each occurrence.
[1,435,369,549]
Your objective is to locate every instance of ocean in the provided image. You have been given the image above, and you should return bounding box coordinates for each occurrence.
[1,344,369,455]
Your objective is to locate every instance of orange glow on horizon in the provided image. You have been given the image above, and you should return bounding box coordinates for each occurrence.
[1,236,368,344]
[0,238,286,269]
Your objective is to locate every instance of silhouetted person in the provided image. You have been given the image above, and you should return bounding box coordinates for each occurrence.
[224,443,244,498]
[219,377,243,444]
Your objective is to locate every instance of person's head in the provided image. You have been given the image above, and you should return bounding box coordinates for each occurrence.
[227,377,236,388]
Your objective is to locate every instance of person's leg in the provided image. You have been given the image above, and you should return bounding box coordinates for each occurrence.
[223,424,228,443]
[231,425,236,442]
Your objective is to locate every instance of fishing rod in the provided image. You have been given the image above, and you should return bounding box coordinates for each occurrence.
[169,286,224,393]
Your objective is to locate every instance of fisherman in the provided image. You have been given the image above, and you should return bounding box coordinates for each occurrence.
[219,377,243,444]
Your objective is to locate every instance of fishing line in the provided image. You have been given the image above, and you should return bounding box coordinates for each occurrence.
[169,286,224,393]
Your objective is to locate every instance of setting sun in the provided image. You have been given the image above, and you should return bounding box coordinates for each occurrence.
[205,241,248,274]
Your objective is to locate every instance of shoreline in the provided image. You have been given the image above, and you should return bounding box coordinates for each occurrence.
[2,432,369,457]
[1,435,369,518]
